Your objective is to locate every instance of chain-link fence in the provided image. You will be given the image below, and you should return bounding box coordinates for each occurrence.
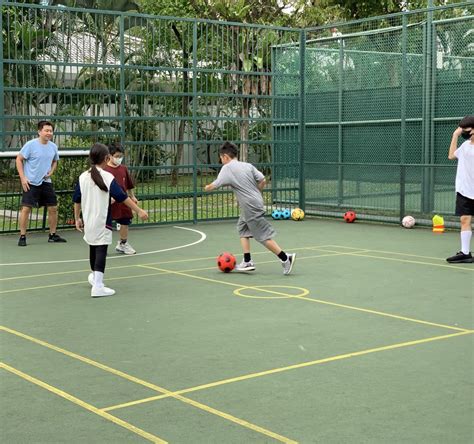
[0,2,302,232]
[273,2,473,224]
[1,2,473,233]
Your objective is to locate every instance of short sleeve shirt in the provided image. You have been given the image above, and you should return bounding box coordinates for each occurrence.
[19,139,59,186]
[103,164,134,219]
[212,159,265,221]
[454,141,474,199]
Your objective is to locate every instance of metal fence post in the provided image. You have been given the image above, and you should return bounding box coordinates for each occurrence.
[399,14,408,221]
[299,30,306,210]
[192,20,198,224]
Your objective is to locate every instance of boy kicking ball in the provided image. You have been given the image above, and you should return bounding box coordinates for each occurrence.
[204,141,295,275]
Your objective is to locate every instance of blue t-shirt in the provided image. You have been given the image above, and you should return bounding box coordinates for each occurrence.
[19,139,59,186]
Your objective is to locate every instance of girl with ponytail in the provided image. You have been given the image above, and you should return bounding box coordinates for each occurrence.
[73,143,148,297]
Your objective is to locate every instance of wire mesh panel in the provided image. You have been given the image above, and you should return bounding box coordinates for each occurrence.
[296,3,473,224]
[0,2,302,232]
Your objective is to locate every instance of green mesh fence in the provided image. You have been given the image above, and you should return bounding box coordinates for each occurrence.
[274,2,473,224]
[1,3,473,234]
[0,2,302,233]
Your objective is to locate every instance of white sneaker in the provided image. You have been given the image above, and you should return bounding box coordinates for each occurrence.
[235,260,256,272]
[88,273,94,286]
[115,241,136,255]
[282,253,296,275]
[91,286,115,298]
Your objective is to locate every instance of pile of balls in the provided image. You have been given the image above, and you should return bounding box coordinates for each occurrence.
[271,208,305,221]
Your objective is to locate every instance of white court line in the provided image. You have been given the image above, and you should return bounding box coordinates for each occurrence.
[0,226,206,266]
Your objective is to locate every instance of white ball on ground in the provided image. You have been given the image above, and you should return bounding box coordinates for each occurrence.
[402,215,415,228]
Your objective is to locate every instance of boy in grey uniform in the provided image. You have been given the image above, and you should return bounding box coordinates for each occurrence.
[205,142,295,274]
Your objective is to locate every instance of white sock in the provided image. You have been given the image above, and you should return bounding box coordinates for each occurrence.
[94,271,104,288]
[460,231,472,255]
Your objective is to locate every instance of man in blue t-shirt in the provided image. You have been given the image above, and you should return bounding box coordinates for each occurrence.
[15,121,67,246]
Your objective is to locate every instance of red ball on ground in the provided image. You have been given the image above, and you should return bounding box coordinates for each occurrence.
[343,211,356,223]
[217,252,236,273]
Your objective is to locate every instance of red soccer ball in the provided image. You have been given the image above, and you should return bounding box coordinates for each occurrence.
[217,252,236,273]
[343,211,357,223]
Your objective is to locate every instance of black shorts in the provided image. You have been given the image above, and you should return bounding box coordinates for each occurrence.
[455,192,474,216]
[21,182,57,208]
[115,217,132,225]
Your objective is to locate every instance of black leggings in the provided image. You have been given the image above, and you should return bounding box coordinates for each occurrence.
[89,245,108,273]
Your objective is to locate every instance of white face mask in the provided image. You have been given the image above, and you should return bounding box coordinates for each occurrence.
[114,156,123,166]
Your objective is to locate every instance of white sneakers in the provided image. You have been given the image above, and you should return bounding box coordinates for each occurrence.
[235,254,296,275]
[91,286,115,298]
[115,241,136,255]
[88,272,115,298]
[235,260,256,272]
[282,253,296,275]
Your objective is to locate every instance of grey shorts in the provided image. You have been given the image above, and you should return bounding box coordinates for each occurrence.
[237,215,276,243]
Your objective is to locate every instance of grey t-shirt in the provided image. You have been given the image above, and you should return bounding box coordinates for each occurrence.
[212,159,265,221]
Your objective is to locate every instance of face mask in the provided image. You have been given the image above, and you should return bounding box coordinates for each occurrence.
[460,130,472,140]
[114,157,123,165]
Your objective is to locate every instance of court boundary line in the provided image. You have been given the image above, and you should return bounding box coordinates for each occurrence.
[311,247,474,272]
[0,226,206,266]
[0,250,359,294]
[101,330,473,412]
[137,264,470,332]
[0,362,167,444]
[0,244,336,281]
[2,325,471,419]
[0,326,297,444]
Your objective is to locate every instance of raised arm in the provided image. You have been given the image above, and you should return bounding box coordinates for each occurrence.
[448,127,463,160]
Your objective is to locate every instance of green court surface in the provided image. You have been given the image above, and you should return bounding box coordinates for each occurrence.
[1,219,473,444]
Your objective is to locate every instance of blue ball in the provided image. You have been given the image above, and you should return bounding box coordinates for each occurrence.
[282,209,291,219]
[272,209,283,220]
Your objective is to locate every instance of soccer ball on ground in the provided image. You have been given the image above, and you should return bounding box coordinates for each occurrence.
[291,208,305,221]
[402,215,415,228]
[343,211,356,223]
[282,209,291,220]
[217,252,236,273]
[272,209,283,220]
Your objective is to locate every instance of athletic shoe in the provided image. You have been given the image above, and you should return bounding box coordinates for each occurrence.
[115,241,136,255]
[48,233,67,243]
[446,251,473,263]
[282,253,296,275]
[18,236,27,247]
[235,260,256,272]
[88,273,94,286]
[91,286,115,298]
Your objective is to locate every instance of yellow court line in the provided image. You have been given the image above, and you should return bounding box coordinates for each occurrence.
[0,326,297,444]
[102,330,474,412]
[328,250,474,272]
[137,264,469,332]
[0,362,167,444]
[0,250,351,294]
[0,244,335,282]
[0,272,171,295]
[324,244,474,263]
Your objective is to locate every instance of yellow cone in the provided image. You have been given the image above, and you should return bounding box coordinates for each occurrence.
[432,214,445,233]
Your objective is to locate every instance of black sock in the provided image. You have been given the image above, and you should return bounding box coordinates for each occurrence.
[120,239,127,244]
[49,233,55,237]
[244,253,251,262]
[20,234,26,239]
[277,251,288,262]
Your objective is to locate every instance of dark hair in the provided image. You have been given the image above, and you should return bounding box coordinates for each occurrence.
[38,120,54,131]
[219,141,238,159]
[108,142,124,156]
[89,143,109,192]
[459,116,474,129]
